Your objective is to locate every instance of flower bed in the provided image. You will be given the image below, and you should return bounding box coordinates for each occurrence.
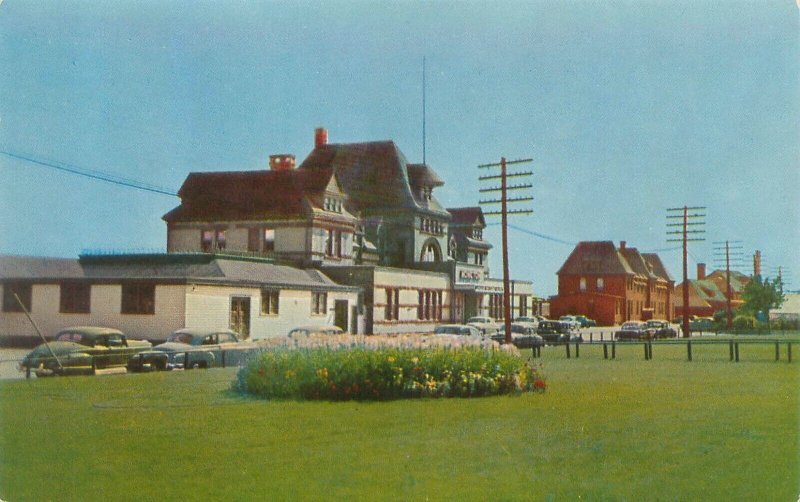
[235,334,546,400]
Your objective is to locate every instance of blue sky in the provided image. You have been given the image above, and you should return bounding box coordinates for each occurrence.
[1,1,798,296]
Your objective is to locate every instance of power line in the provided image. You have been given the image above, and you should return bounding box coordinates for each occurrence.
[1,150,177,197]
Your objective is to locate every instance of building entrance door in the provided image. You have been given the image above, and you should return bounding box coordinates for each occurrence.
[230,296,251,339]
[334,300,348,332]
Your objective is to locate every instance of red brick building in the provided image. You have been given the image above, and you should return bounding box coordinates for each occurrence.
[549,241,674,326]
[673,264,750,319]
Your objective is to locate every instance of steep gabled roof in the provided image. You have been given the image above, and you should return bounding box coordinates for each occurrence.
[447,207,486,228]
[674,279,727,308]
[163,168,335,223]
[642,253,674,282]
[557,241,634,276]
[620,248,658,280]
[298,141,450,217]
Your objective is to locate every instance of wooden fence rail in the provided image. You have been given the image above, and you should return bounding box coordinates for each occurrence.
[531,339,794,363]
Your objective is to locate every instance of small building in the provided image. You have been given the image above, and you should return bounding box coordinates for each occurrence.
[549,241,674,326]
[0,253,360,344]
[673,263,749,319]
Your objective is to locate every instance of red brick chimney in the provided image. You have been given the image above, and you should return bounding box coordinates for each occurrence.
[697,263,706,280]
[269,154,295,171]
[315,127,328,148]
[619,241,626,250]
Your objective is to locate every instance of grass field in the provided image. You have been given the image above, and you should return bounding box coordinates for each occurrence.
[1,344,798,501]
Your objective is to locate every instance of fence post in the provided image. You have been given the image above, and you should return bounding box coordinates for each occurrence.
[221,350,226,368]
[734,343,739,362]
[601,333,604,342]
[729,340,734,362]
[687,340,692,362]
[575,342,580,358]
[565,343,571,359]
[644,342,649,361]
[648,341,653,360]
[788,343,792,363]
[590,333,593,343]
[603,343,608,359]
[185,352,190,368]
[775,342,779,362]
[612,341,616,359]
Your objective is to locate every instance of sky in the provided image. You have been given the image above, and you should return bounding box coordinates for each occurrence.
[1,1,798,297]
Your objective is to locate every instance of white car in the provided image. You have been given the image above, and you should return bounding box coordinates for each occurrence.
[559,315,582,331]
[466,316,500,335]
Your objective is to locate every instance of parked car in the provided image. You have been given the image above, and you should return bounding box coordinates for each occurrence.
[491,323,544,349]
[559,315,582,331]
[575,315,597,328]
[646,320,678,339]
[433,324,482,337]
[537,320,581,344]
[127,328,252,371]
[20,326,152,377]
[514,316,540,330]
[615,321,654,341]
[466,316,499,335]
[286,325,346,337]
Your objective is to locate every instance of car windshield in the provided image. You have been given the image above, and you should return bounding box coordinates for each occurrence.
[621,323,641,329]
[647,321,665,328]
[167,333,197,344]
[467,317,490,323]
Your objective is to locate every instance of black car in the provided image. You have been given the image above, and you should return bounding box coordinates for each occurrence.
[536,321,578,344]
[646,320,677,339]
[615,322,654,341]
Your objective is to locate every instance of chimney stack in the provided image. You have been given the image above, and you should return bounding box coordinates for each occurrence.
[269,154,295,171]
[753,250,761,277]
[697,263,706,280]
[619,241,626,250]
[315,127,328,148]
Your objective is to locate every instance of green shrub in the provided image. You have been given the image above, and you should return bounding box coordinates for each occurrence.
[732,315,757,330]
[235,345,545,400]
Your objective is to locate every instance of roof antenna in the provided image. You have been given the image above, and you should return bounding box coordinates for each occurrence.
[422,56,426,165]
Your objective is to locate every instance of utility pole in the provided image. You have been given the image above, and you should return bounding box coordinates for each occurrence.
[667,206,706,338]
[479,157,533,344]
[713,240,743,330]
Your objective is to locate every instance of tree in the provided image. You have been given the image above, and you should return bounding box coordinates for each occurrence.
[740,275,785,321]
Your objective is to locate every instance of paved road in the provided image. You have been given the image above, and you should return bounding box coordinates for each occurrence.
[0,349,30,380]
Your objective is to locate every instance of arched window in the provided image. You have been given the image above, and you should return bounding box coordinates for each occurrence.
[420,238,442,263]
[448,236,457,259]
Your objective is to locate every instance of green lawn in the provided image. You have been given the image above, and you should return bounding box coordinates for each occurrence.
[1,351,797,501]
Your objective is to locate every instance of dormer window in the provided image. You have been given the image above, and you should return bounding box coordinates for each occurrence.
[471,229,483,240]
[324,197,342,213]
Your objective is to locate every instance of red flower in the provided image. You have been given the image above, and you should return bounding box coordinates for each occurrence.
[533,379,546,390]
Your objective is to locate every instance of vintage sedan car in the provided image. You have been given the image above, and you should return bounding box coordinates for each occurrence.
[286,325,346,337]
[20,326,152,377]
[615,321,654,341]
[537,320,581,344]
[127,328,253,371]
[491,323,544,349]
[575,315,597,328]
[466,316,500,335]
[646,320,678,339]
[433,324,482,337]
[689,317,715,332]
[558,315,582,331]
[514,316,540,331]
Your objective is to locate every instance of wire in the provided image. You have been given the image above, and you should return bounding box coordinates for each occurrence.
[487,222,576,245]
[1,150,177,197]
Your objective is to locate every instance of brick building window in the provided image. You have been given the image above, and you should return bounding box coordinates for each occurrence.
[201,230,214,252]
[385,288,400,320]
[312,292,327,315]
[417,290,442,321]
[579,277,587,291]
[60,282,91,314]
[2,281,32,312]
[121,282,155,315]
[597,278,604,291]
[261,289,279,315]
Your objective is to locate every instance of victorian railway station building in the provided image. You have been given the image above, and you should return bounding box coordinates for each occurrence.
[1,129,538,341]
